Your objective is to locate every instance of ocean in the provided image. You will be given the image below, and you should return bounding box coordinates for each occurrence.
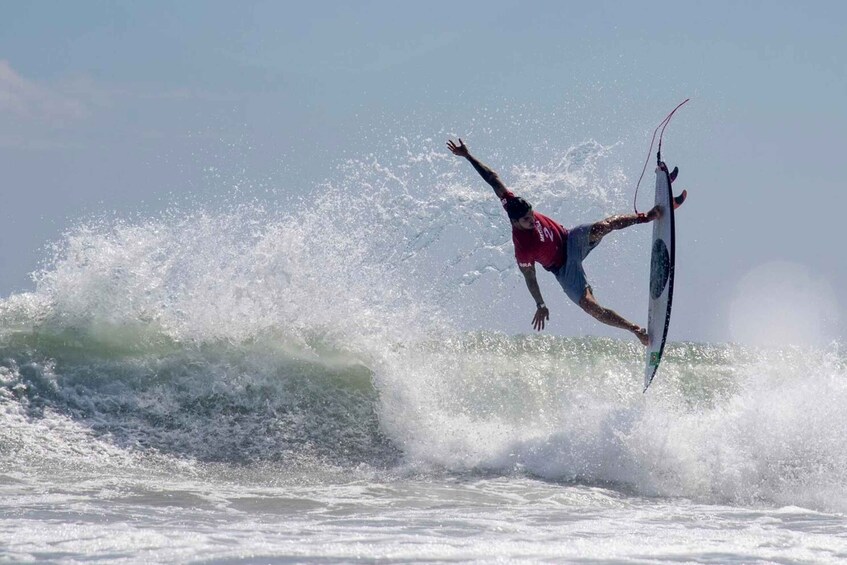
[2,142,847,563]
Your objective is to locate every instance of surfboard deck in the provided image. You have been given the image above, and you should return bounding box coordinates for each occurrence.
[644,162,676,391]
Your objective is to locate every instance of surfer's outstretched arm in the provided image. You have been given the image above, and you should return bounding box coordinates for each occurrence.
[447,138,508,199]
[519,265,550,331]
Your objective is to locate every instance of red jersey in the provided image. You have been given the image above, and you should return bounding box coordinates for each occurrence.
[501,191,568,272]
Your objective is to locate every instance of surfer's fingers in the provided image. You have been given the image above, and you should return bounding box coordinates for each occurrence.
[533,313,546,331]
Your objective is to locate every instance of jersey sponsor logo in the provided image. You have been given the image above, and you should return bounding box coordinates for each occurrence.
[534,221,554,243]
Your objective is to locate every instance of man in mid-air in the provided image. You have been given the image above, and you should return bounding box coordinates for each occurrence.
[447,138,686,346]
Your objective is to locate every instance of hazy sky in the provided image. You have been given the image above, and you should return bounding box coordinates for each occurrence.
[2,1,845,344]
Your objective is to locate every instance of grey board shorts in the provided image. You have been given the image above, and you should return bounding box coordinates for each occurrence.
[553,223,599,305]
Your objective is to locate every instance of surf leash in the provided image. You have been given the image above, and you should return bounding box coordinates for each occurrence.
[633,98,690,214]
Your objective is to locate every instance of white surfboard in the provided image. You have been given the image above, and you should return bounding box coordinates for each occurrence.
[644,162,676,391]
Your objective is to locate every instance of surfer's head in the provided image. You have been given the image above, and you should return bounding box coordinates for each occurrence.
[505,197,534,230]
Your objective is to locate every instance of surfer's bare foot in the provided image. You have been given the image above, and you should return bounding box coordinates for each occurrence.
[635,327,649,347]
[645,205,662,221]
[644,190,687,222]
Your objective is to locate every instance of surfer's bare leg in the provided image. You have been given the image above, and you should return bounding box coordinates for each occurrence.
[589,213,652,244]
[589,193,687,244]
[578,288,648,346]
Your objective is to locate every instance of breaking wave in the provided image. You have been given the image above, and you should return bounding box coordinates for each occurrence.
[2,137,847,512]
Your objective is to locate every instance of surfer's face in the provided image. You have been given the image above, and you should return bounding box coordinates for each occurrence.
[513,211,535,230]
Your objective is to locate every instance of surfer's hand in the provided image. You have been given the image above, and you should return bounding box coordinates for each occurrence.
[447,138,469,158]
[532,306,549,331]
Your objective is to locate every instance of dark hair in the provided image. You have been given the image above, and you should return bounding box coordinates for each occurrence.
[504,197,532,220]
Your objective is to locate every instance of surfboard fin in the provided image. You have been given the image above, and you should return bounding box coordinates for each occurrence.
[669,166,678,183]
[673,190,687,208]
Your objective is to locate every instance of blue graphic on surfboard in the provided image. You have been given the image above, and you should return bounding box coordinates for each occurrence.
[644,161,677,391]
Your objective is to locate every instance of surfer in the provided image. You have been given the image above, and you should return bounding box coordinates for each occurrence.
[447,138,686,346]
